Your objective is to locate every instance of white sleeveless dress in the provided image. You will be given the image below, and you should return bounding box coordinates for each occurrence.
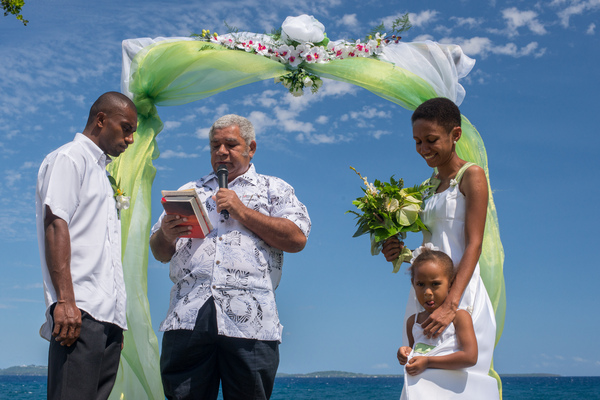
[400,163,499,399]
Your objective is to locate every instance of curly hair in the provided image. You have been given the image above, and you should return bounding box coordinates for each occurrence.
[410,248,455,283]
[209,114,255,145]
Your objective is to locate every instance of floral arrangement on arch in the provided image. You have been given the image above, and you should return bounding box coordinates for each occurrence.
[194,14,410,96]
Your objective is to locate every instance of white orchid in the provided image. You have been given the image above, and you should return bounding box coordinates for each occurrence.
[116,195,131,210]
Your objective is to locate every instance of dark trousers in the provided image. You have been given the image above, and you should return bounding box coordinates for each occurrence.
[161,298,280,400]
[48,305,123,400]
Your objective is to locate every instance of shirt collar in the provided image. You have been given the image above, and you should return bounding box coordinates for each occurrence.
[198,163,258,188]
[74,133,112,168]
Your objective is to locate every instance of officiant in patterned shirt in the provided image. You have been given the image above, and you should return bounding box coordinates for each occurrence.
[150,114,311,400]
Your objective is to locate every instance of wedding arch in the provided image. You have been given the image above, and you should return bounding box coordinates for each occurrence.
[108,17,506,399]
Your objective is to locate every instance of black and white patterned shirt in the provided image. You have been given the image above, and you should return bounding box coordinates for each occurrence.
[151,164,310,341]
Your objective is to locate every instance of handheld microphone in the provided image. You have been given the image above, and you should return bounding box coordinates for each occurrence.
[216,164,229,220]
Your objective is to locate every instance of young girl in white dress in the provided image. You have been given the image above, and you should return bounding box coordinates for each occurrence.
[398,246,498,399]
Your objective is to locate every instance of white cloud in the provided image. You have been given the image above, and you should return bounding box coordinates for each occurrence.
[316,116,329,124]
[4,130,19,140]
[160,149,200,159]
[500,7,548,37]
[587,22,596,34]
[336,14,359,28]
[371,130,391,139]
[242,90,279,108]
[192,104,230,121]
[434,25,452,36]
[5,170,22,187]
[247,110,277,135]
[20,161,38,170]
[451,17,484,29]
[195,127,210,140]
[164,121,182,130]
[412,34,435,42]
[296,132,351,145]
[348,106,391,121]
[318,80,357,97]
[441,36,546,58]
[408,10,439,27]
[556,0,600,27]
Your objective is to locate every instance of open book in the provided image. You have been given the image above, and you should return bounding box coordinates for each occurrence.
[161,189,213,238]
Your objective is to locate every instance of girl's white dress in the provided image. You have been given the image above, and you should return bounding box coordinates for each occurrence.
[400,163,499,399]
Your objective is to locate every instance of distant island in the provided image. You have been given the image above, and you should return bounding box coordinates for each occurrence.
[275,370,562,378]
[0,365,561,378]
[277,370,401,378]
[0,365,48,376]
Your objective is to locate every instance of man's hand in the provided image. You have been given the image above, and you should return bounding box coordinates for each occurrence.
[397,346,412,365]
[405,356,429,376]
[160,214,193,243]
[213,188,245,220]
[421,301,456,339]
[150,214,192,263]
[52,301,82,346]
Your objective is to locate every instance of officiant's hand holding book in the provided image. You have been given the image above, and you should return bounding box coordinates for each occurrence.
[161,189,213,239]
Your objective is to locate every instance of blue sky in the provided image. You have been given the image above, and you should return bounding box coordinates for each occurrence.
[1,0,599,377]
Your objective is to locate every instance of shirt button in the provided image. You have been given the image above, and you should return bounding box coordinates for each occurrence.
[219,237,223,241]
[212,285,216,289]
[216,260,221,265]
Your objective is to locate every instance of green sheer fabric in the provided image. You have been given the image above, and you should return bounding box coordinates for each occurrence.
[108,39,505,399]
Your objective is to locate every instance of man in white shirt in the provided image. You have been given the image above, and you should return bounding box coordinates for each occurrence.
[150,114,311,400]
[36,92,137,400]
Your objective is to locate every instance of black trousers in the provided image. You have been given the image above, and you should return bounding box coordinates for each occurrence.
[161,298,280,400]
[47,305,123,400]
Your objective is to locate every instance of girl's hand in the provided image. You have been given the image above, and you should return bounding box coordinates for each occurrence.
[382,237,404,262]
[406,356,429,375]
[421,301,456,339]
[397,346,412,365]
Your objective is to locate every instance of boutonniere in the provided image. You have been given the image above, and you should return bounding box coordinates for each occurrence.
[107,175,130,216]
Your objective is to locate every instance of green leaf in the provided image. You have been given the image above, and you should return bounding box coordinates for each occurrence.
[397,203,420,226]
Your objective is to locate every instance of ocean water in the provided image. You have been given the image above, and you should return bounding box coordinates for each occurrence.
[1,376,599,399]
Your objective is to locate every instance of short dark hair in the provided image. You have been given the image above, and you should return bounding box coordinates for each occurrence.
[411,97,461,134]
[410,248,455,283]
[86,92,136,127]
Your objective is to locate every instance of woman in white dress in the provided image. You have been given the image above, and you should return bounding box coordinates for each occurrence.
[383,98,500,399]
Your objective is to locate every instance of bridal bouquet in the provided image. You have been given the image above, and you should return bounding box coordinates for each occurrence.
[347,167,431,273]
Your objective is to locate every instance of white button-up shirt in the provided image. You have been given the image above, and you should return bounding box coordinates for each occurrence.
[152,164,310,342]
[36,133,127,340]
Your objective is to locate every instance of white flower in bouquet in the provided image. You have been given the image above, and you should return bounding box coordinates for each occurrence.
[281,14,325,44]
